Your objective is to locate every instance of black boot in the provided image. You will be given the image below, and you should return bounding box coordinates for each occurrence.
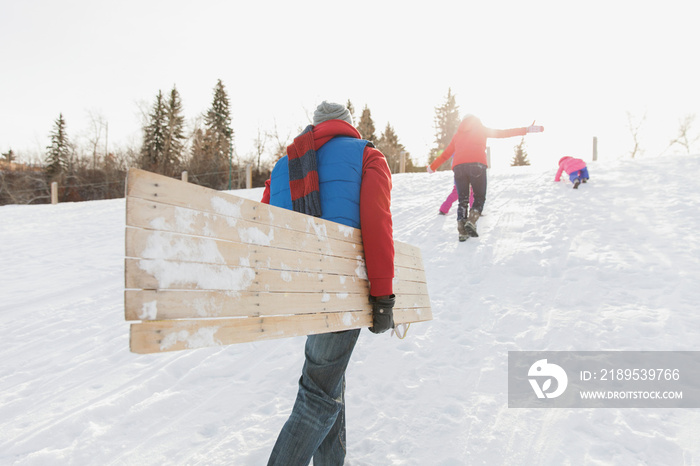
[466,210,480,237]
[458,219,468,241]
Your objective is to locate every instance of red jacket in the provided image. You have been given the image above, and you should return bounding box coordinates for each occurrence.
[261,120,394,296]
[430,116,527,170]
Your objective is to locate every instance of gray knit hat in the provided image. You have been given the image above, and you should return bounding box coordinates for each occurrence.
[313,101,353,126]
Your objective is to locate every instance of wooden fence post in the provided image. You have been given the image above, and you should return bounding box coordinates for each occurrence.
[592,137,598,161]
[246,165,252,189]
[399,151,406,173]
[51,182,58,204]
[181,171,188,183]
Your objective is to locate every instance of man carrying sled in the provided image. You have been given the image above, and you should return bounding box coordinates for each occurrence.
[261,101,395,465]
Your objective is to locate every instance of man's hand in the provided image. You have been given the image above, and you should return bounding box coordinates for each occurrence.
[369,294,395,334]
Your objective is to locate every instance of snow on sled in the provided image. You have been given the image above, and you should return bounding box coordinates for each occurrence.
[124,169,432,354]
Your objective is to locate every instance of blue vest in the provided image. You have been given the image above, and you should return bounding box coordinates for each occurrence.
[269,137,368,228]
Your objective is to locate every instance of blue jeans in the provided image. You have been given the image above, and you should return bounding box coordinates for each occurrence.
[268,329,361,466]
[569,167,589,183]
[453,163,487,220]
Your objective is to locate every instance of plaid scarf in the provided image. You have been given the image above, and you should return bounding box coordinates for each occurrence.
[287,125,322,217]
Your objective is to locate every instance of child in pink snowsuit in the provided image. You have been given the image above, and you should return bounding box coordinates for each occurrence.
[439,185,473,214]
[555,156,589,189]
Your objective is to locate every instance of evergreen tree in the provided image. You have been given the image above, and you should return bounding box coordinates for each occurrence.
[345,99,356,125]
[139,91,168,174]
[511,137,531,166]
[357,105,378,145]
[189,79,234,189]
[190,127,206,162]
[2,148,15,164]
[163,86,186,175]
[45,113,71,179]
[429,88,461,167]
[377,122,406,173]
[204,79,233,156]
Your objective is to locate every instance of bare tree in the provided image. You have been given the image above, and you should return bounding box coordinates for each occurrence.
[86,110,108,170]
[668,113,699,155]
[0,168,49,205]
[253,128,268,172]
[626,111,646,159]
[266,121,291,163]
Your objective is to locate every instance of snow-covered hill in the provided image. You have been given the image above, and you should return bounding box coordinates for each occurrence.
[1,154,699,465]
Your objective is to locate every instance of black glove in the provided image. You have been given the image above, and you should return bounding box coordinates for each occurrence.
[369,294,395,334]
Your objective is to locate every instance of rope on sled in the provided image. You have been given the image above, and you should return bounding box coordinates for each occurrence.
[392,323,411,339]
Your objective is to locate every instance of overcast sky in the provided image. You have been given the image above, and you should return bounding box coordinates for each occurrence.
[2,0,699,167]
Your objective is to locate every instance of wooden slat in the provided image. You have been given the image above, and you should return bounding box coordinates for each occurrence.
[125,289,432,321]
[129,307,432,354]
[125,258,428,295]
[125,258,366,293]
[126,227,426,284]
